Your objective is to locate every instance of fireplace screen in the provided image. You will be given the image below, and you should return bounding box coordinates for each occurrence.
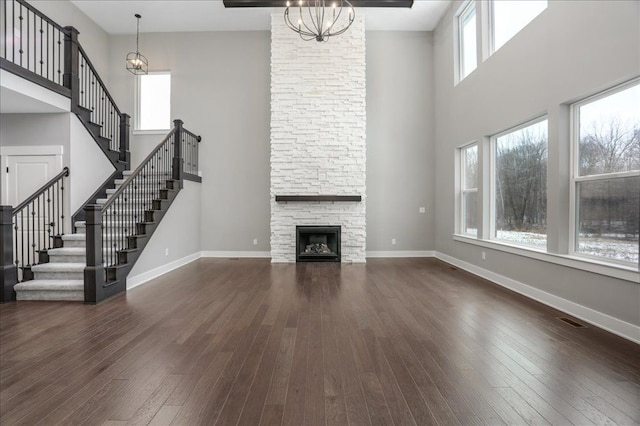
[296,226,341,262]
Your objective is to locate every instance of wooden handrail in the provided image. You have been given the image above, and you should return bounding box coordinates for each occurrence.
[77,44,122,116]
[12,0,67,33]
[12,167,69,214]
[100,129,177,211]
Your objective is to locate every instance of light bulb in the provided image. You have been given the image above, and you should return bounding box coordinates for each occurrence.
[286,1,290,6]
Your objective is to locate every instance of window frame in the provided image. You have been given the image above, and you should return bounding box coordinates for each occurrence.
[134,70,172,133]
[460,142,479,237]
[489,0,547,55]
[569,78,640,266]
[455,0,477,83]
[489,115,548,248]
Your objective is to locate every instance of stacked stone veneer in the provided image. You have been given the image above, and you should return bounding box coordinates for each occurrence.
[270,11,366,263]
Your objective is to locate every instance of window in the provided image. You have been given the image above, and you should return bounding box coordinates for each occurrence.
[490,0,547,53]
[136,72,171,131]
[492,118,548,248]
[457,1,477,80]
[572,81,640,265]
[461,144,478,236]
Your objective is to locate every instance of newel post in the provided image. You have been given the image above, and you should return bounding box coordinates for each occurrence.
[119,113,131,167]
[63,26,80,110]
[84,205,104,304]
[0,206,17,303]
[172,119,184,188]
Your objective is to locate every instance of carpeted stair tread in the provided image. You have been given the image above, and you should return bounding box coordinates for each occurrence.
[47,247,85,256]
[14,279,84,291]
[31,262,86,272]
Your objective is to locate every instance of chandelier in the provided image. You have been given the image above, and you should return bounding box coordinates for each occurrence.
[126,14,148,75]
[284,0,355,42]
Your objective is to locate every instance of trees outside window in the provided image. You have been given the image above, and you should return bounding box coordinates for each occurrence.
[493,119,548,248]
[573,82,639,264]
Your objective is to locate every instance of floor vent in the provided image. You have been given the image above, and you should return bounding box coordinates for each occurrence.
[450,266,457,270]
[558,317,587,328]
[229,258,239,261]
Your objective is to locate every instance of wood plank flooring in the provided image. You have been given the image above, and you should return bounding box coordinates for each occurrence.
[1,258,639,425]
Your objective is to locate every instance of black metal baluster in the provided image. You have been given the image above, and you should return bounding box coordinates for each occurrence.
[3,0,6,60]
[60,176,65,235]
[18,3,22,66]
[20,211,24,275]
[47,186,51,249]
[14,216,19,281]
[46,22,49,79]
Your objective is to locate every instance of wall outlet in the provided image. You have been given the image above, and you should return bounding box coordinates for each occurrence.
[481,251,486,261]
[419,207,426,213]
[253,238,258,246]
[391,238,397,245]
[165,248,169,256]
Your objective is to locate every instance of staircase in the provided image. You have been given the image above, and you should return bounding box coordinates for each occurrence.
[12,171,177,301]
[0,0,202,304]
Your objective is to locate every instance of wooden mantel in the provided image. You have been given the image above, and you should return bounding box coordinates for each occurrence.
[275,195,362,202]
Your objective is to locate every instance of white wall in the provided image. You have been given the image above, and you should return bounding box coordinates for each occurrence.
[0,112,116,230]
[366,31,435,254]
[127,180,202,289]
[68,115,115,216]
[433,1,640,328]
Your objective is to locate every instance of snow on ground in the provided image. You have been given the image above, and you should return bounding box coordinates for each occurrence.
[496,230,638,264]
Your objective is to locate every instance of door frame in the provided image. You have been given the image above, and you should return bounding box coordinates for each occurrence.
[0,145,64,205]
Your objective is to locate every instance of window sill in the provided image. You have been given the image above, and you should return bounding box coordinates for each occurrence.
[452,234,639,283]
[133,129,171,136]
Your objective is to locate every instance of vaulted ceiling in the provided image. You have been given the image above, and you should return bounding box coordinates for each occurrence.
[70,0,451,34]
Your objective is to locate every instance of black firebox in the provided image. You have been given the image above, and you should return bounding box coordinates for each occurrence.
[296,226,341,262]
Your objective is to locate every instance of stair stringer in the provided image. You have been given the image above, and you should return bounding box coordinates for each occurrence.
[73,105,128,172]
[96,182,182,301]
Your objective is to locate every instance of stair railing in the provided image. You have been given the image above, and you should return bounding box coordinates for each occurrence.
[77,45,125,154]
[0,167,69,301]
[0,0,130,167]
[0,0,69,95]
[84,120,201,303]
[101,127,176,270]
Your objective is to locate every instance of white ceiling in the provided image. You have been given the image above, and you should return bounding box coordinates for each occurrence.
[70,0,451,34]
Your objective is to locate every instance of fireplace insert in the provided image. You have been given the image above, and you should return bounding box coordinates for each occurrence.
[296,225,341,262]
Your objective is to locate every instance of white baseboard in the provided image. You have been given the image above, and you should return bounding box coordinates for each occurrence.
[201,251,271,258]
[366,250,436,258]
[127,252,202,290]
[434,251,640,345]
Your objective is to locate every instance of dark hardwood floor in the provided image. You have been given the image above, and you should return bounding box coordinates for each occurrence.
[1,258,639,425]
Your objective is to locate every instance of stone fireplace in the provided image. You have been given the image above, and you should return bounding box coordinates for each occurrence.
[270,11,366,263]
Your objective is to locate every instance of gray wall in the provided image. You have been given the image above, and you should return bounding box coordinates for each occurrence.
[128,180,201,284]
[29,1,111,81]
[108,31,272,253]
[433,1,640,326]
[366,32,435,252]
[107,30,436,255]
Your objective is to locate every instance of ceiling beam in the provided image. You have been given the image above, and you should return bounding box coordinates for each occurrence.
[223,0,413,8]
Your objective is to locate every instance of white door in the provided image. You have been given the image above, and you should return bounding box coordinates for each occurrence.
[2,155,61,206]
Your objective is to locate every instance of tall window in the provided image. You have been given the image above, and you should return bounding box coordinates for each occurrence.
[491,0,547,53]
[457,1,477,80]
[461,144,478,236]
[572,81,640,265]
[136,72,171,131]
[493,119,548,248]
